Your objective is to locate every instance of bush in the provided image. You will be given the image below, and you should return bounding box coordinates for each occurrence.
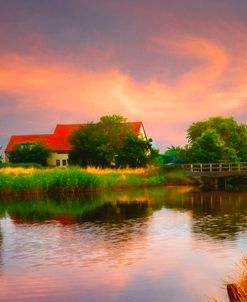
[8,142,51,166]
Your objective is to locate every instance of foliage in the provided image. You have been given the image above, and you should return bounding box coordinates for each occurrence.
[153,152,165,165]
[187,116,247,163]
[69,114,154,168]
[189,129,225,163]
[116,135,154,168]
[8,142,51,166]
[163,146,188,164]
[167,116,247,163]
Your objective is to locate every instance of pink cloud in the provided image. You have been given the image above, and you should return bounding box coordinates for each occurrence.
[1,29,247,150]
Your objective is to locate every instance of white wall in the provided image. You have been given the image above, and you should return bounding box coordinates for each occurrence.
[47,152,69,166]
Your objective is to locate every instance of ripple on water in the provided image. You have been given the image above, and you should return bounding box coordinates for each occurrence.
[0,189,247,301]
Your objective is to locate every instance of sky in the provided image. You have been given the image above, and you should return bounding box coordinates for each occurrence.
[0,0,247,152]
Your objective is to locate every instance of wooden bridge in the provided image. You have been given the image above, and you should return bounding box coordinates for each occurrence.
[181,162,247,177]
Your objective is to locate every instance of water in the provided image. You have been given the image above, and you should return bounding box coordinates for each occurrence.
[0,187,247,301]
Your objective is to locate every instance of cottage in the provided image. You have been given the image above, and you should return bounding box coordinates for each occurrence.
[5,122,147,166]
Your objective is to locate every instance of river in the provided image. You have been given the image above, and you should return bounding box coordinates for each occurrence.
[0,187,246,301]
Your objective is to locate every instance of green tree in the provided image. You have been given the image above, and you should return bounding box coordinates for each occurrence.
[69,115,154,168]
[116,135,154,168]
[152,149,165,165]
[186,116,247,162]
[164,146,189,164]
[8,142,51,166]
[189,129,225,163]
[167,116,247,163]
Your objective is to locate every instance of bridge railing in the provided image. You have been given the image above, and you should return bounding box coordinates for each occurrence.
[181,162,247,173]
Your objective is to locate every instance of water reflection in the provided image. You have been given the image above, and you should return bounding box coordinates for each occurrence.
[162,190,247,240]
[0,188,246,301]
[2,189,247,242]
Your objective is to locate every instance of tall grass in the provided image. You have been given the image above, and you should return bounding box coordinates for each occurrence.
[235,257,247,301]
[1,166,38,175]
[223,257,247,302]
[0,166,174,196]
[83,166,151,175]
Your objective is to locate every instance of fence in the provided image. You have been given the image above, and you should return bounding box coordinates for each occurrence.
[181,163,247,173]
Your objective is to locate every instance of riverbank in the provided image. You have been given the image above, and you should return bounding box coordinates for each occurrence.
[0,166,194,196]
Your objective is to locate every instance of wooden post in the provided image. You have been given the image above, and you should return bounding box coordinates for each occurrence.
[210,164,212,172]
[214,178,219,191]
[227,284,240,302]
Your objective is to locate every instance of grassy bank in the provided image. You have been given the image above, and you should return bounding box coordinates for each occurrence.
[0,166,193,196]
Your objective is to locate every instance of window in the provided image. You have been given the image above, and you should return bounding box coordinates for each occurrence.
[62,159,67,166]
[56,159,60,166]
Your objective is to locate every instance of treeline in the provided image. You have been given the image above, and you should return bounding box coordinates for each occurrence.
[3,115,247,167]
[163,116,247,164]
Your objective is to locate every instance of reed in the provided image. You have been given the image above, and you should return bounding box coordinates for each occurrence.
[210,256,247,302]
[83,166,150,175]
[0,166,173,196]
[225,257,247,302]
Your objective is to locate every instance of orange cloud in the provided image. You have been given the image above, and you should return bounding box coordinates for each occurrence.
[1,32,247,148]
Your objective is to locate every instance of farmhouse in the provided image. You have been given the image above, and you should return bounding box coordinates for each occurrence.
[5,122,147,166]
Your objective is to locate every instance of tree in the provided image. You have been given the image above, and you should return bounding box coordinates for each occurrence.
[116,135,154,168]
[167,116,247,163]
[163,146,189,164]
[69,115,154,168]
[186,116,247,162]
[8,142,51,166]
[189,129,225,163]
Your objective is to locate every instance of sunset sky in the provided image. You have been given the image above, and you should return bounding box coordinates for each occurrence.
[1,0,247,152]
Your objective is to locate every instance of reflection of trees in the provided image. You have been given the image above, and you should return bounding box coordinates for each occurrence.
[80,201,150,221]
[1,194,105,224]
[1,193,152,270]
[163,191,247,240]
[0,190,155,224]
[1,188,247,241]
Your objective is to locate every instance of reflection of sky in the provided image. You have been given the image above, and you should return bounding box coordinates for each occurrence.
[0,204,246,301]
[1,0,247,152]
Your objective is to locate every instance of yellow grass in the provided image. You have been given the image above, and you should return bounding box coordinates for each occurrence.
[0,166,154,176]
[210,256,247,302]
[0,167,38,175]
[234,257,247,301]
[82,166,153,175]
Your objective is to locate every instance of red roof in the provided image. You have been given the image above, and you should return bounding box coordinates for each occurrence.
[5,122,144,153]
[54,124,87,136]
